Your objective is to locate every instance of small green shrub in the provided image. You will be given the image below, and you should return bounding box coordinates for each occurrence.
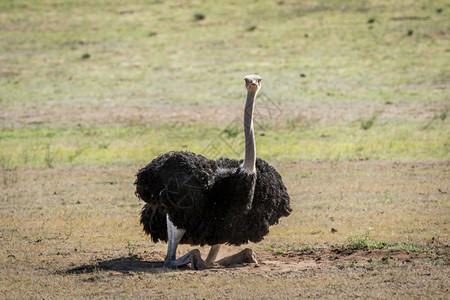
[347,231,371,250]
[0,154,18,187]
[44,145,57,168]
[360,114,377,130]
[223,127,239,138]
[194,12,205,21]
[439,109,447,121]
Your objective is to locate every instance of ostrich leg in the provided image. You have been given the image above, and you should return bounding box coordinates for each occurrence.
[216,248,258,267]
[203,245,258,267]
[164,215,207,270]
[205,244,221,266]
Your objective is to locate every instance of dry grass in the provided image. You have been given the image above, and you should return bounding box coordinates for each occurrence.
[1,161,448,299]
[278,160,449,245]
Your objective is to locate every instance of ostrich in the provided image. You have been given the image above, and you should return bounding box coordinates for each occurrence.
[135,75,291,269]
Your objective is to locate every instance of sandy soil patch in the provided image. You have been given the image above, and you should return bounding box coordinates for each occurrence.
[66,247,449,275]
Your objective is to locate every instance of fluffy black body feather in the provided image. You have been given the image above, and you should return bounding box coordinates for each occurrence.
[135,151,291,246]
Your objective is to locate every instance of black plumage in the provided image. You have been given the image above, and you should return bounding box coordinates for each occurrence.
[135,151,291,246]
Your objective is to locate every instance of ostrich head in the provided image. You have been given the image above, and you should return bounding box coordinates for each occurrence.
[244,75,262,93]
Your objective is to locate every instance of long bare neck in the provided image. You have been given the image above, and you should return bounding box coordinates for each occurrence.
[243,89,257,173]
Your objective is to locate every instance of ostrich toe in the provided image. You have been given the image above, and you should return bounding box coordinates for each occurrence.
[164,249,207,270]
[216,248,259,267]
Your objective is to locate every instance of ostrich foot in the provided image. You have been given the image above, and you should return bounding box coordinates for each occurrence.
[164,249,207,270]
[216,248,258,267]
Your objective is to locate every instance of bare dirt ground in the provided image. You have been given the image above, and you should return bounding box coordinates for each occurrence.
[67,246,449,275]
[61,245,450,299]
[1,98,448,127]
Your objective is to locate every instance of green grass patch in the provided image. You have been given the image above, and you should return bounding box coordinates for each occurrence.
[263,240,446,255]
[0,119,448,167]
[263,244,317,255]
[1,0,448,168]
[344,231,447,253]
[0,0,449,107]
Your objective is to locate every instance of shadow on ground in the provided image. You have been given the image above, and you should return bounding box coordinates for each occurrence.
[66,257,170,274]
[66,255,254,275]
